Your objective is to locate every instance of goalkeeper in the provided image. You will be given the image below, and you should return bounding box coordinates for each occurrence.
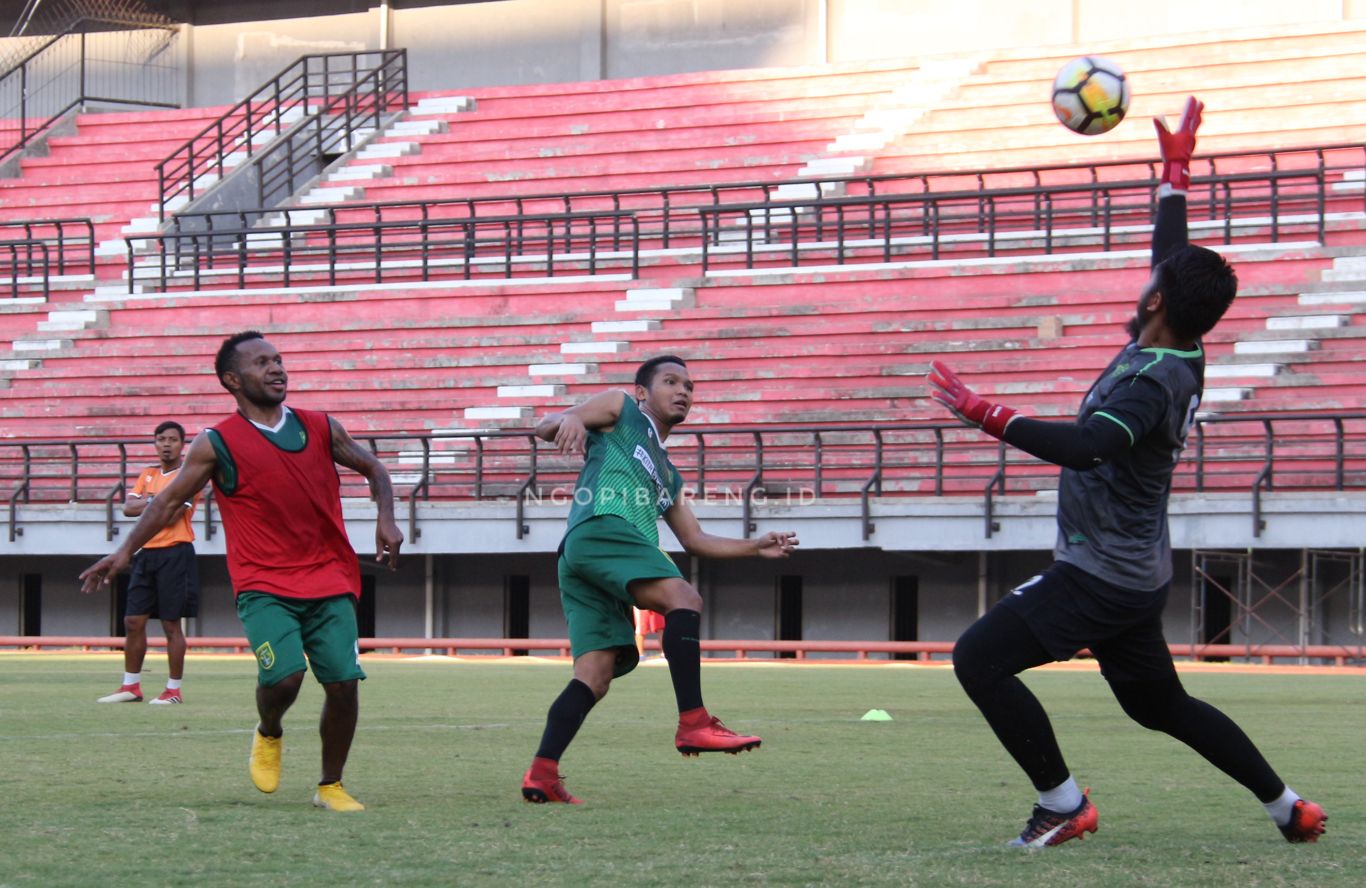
[929,97,1327,848]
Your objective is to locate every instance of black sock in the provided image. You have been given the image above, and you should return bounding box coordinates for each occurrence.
[534,679,598,761]
[663,608,704,713]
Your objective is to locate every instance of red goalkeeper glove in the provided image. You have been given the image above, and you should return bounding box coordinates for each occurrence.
[1154,95,1203,196]
[927,360,1018,439]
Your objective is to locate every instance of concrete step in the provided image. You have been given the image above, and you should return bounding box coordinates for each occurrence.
[1233,339,1317,355]
[12,338,73,352]
[1205,363,1281,378]
[327,164,392,182]
[1203,387,1253,402]
[463,405,530,420]
[591,319,661,333]
[561,340,628,355]
[387,118,448,137]
[37,309,107,332]
[1321,255,1366,282]
[497,384,565,398]
[528,362,594,376]
[411,96,477,115]
[299,186,364,205]
[356,141,420,160]
[1265,314,1349,331]
[615,287,695,312]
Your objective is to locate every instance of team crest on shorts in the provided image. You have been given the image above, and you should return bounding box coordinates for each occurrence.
[255,641,276,670]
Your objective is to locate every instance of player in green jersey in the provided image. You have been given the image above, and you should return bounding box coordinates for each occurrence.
[522,355,799,804]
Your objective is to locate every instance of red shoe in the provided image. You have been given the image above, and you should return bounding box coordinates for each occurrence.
[148,688,183,705]
[1009,790,1099,848]
[521,757,582,805]
[96,684,142,703]
[675,707,762,756]
[1280,799,1327,843]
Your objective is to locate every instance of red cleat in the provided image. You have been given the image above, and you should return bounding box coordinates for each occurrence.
[521,757,582,805]
[148,688,183,705]
[1009,790,1099,848]
[1280,799,1327,843]
[674,707,762,756]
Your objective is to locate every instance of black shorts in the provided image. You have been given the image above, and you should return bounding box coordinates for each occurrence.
[126,542,200,621]
[998,560,1176,683]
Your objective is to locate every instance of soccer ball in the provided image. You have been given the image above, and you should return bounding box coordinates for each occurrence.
[1051,56,1129,136]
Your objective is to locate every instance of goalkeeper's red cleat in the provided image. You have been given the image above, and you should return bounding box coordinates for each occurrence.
[1279,799,1327,843]
[521,757,582,805]
[675,707,762,756]
[1009,790,1099,848]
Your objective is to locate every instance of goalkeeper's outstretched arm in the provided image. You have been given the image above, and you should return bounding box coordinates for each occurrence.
[1151,95,1203,266]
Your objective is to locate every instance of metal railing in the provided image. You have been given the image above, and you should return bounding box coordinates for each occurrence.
[0,17,179,165]
[137,144,1362,292]
[155,49,407,219]
[4,413,1363,543]
[0,239,51,298]
[250,50,408,213]
[3,634,1361,665]
[129,208,639,292]
[161,142,1366,258]
[0,215,94,269]
[696,167,1333,271]
[0,218,95,298]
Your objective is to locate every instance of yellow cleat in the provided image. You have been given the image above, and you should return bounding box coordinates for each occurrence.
[249,728,282,794]
[313,781,365,812]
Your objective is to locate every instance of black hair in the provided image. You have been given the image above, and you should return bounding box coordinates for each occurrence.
[1156,245,1238,340]
[154,420,186,440]
[634,355,688,389]
[215,330,264,389]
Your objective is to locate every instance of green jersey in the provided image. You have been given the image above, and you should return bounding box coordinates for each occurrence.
[565,396,684,544]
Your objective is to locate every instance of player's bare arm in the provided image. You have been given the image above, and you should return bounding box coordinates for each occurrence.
[328,416,403,569]
[535,389,626,454]
[79,435,217,594]
[122,487,194,522]
[663,497,798,559]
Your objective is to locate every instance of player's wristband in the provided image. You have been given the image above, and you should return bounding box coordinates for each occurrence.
[980,403,1019,439]
[1158,162,1190,196]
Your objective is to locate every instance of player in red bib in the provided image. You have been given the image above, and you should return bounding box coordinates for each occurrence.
[82,331,403,812]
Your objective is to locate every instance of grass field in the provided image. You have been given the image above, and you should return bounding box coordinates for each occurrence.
[0,654,1360,887]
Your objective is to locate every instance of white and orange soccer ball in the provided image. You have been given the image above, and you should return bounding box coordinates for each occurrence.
[1051,55,1130,136]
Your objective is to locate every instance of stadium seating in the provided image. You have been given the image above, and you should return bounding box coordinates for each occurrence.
[874,22,1366,173]
[311,59,925,208]
[0,105,238,260]
[1,22,1364,471]
[2,237,1356,443]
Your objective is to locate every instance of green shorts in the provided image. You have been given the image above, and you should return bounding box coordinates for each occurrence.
[558,516,683,678]
[236,591,366,687]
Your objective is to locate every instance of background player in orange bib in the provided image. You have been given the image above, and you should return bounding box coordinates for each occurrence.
[95,420,201,705]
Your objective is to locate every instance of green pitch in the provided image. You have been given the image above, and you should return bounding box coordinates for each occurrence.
[0,655,1361,887]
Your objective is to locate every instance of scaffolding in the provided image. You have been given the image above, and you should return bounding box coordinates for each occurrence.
[1192,549,1365,665]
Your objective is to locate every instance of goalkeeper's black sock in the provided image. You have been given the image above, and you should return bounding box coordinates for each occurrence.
[662,608,704,713]
[534,678,598,761]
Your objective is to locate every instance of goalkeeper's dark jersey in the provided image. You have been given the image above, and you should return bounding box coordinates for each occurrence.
[1053,193,1206,591]
[1054,342,1203,591]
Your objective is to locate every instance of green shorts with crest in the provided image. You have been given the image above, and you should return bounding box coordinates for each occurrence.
[558,516,683,678]
[236,591,366,687]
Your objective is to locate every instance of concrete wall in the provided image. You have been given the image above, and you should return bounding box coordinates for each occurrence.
[185,12,376,106]
[171,0,1366,106]
[4,548,1348,660]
